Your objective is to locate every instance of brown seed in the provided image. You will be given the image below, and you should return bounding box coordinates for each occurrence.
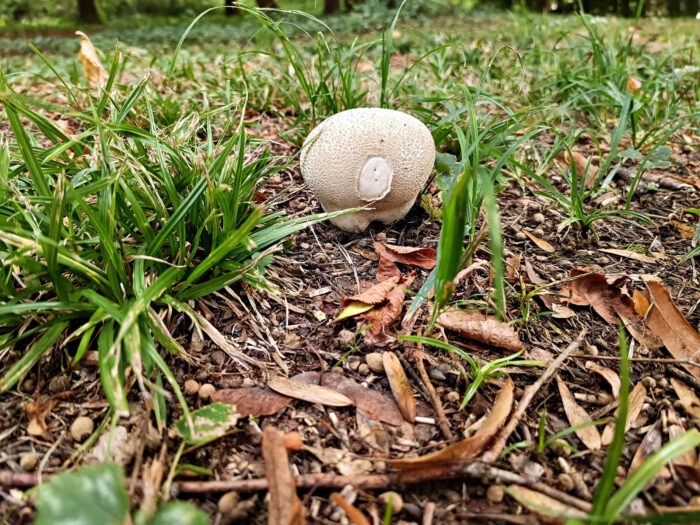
[378,491,403,513]
[184,379,200,395]
[515,232,527,240]
[70,416,95,442]
[358,363,370,376]
[486,485,504,503]
[558,473,575,492]
[365,352,385,373]
[218,491,240,514]
[198,383,216,400]
[20,452,39,471]
[376,232,387,242]
[533,213,546,224]
[446,391,460,403]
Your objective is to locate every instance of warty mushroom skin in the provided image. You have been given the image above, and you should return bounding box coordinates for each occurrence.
[300,108,435,232]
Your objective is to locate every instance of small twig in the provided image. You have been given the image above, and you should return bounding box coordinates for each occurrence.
[668,366,700,392]
[481,330,588,463]
[570,354,700,368]
[397,350,432,402]
[415,354,454,442]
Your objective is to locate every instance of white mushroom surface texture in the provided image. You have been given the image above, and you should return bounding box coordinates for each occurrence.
[300,108,436,232]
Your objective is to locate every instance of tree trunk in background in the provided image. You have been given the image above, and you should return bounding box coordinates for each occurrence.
[324,0,340,13]
[257,0,278,7]
[226,0,237,16]
[77,0,100,23]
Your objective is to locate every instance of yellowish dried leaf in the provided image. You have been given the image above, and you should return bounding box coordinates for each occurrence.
[523,230,555,253]
[556,376,601,451]
[76,31,107,88]
[602,383,647,445]
[268,376,353,407]
[383,351,416,423]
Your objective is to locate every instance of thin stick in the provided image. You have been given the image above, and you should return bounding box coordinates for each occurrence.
[415,355,454,442]
[481,330,587,463]
[569,354,700,368]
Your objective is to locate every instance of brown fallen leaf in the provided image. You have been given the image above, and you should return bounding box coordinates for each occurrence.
[292,372,405,426]
[626,76,642,93]
[585,361,621,398]
[391,377,513,469]
[25,399,55,440]
[374,242,436,282]
[599,248,658,264]
[211,387,291,418]
[383,351,416,423]
[506,253,522,284]
[507,485,586,522]
[262,426,305,525]
[643,280,700,381]
[669,423,698,468]
[556,377,601,451]
[523,230,555,253]
[524,259,546,285]
[330,493,370,525]
[76,31,108,88]
[555,150,599,189]
[539,294,577,319]
[268,376,353,407]
[628,422,662,477]
[560,268,639,324]
[601,382,647,445]
[669,220,697,239]
[437,310,523,352]
[670,378,700,428]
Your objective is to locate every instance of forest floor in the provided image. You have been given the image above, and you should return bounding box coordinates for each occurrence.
[0,7,699,525]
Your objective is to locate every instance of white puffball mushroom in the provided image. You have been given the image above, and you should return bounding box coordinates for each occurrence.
[300,108,435,232]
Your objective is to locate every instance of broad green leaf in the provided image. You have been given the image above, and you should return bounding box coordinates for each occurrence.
[148,502,209,525]
[174,403,238,445]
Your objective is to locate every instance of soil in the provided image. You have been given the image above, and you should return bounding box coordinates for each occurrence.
[0,112,699,524]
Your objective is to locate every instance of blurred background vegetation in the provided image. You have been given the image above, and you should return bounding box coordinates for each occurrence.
[1,0,698,29]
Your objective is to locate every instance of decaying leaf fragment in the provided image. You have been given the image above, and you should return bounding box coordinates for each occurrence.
[585,361,621,398]
[555,150,599,189]
[374,242,436,281]
[523,230,555,253]
[556,376,601,451]
[437,310,523,351]
[628,422,663,477]
[670,378,700,428]
[391,377,513,469]
[383,351,416,423]
[262,426,305,525]
[601,382,647,445]
[560,268,639,324]
[76,31,108,88]
[211,387,292,418]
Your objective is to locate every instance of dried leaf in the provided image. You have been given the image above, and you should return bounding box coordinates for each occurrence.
[524,259,546,285]
[626,76,642,92]
[374,242,436,282]
[330,493,370,525]
[669,423,698,468]
[25,399,55,439]
[391,377,513,469]
[334,301,374,323]
[669,220,697,239]
[585,361,621,398]
[342,277,402,307]
[599,248,658,264]
[507,485,586,521]
[506,254,522,283]
[291,372,405,426]
[628,422,662,476]
[76,31,108,88]
[643,280,700,380]
[211,387,291,418]
[263,426,305,525]
[268,376,353,407]
[560,268,639,324]
[556,377,601,451]
[670,379,700,428]
[383,351,416,423]
[437,310,523,351]
[523,230,555,253]
[555,150,599,189]
[539,294,577,319]
[601,383,647,445]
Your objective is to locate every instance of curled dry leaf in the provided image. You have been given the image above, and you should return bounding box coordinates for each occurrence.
[25,399,55,439]
[669,423,698,469]
[330,493,370,525]
[437,310,523,352]
[585,361,621,398]
[268,376,353,407]
[555,150,599,189]
[374,242,436,282]
[601,382,647,445]
[211,387,291,418]
[628,422,663,477]
[391,377,513,469]
[76,31,108,88]
[506,253,522,284]
[670,378,700,428]
[507,485,586,521]
[539,294,576,319]
[556,377,600,451]
[292,372,404,426]
[262,426,305,525]
[642,280,700,381]
[523,230,555,253]
[560,268,639,324]
[383,351,416,423]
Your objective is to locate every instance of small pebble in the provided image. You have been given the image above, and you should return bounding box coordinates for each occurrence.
[211,350,225,366]
[533,213,546,224]
[20,452,39,471]
[376,232,387,242]
[446,391,460,403]
[378,491,403,513]
[486,485,504,503]
[184,379,200,395]
[337,329,354,347]
[657,377,668,388]
[365,353,385,373]
[48,375,70,394]
[401,503,422,520]
[515,232,527,240]
[429,369,446,382]
[358,364,370,376]
[596,256,611,265]
[218,491,241,514]
[551,439,572,457]
[642,376,656,389]
[558,473,575,492]
[241,377,256,388]
[330,366,344,375]
[534,227,545,237]
[198,383,216,400]
[70,416,95,442]
[346,356,362,371]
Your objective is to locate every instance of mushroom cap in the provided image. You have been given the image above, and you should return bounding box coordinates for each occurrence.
[300,108,435,232]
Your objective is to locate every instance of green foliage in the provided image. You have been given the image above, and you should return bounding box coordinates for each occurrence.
[174,403,238,445]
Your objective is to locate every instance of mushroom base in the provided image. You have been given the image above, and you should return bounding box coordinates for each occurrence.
[327,199,415,233]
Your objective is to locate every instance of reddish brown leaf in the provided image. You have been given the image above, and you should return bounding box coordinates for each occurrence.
[643,280,700,380]
[524,259,546,285]
[25,399,55,440]
[342,276,402,307]
[391,377,513,469]
[292,372,404,426]
[374,242,436,282]
[560,268,639,324]
[268,376,353,407]
[211,387,291,417]
[383,351,416,423]
[262,426,305,525]
[437,310,523,351]
[330,493,370,525]
[556,377,601,451]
